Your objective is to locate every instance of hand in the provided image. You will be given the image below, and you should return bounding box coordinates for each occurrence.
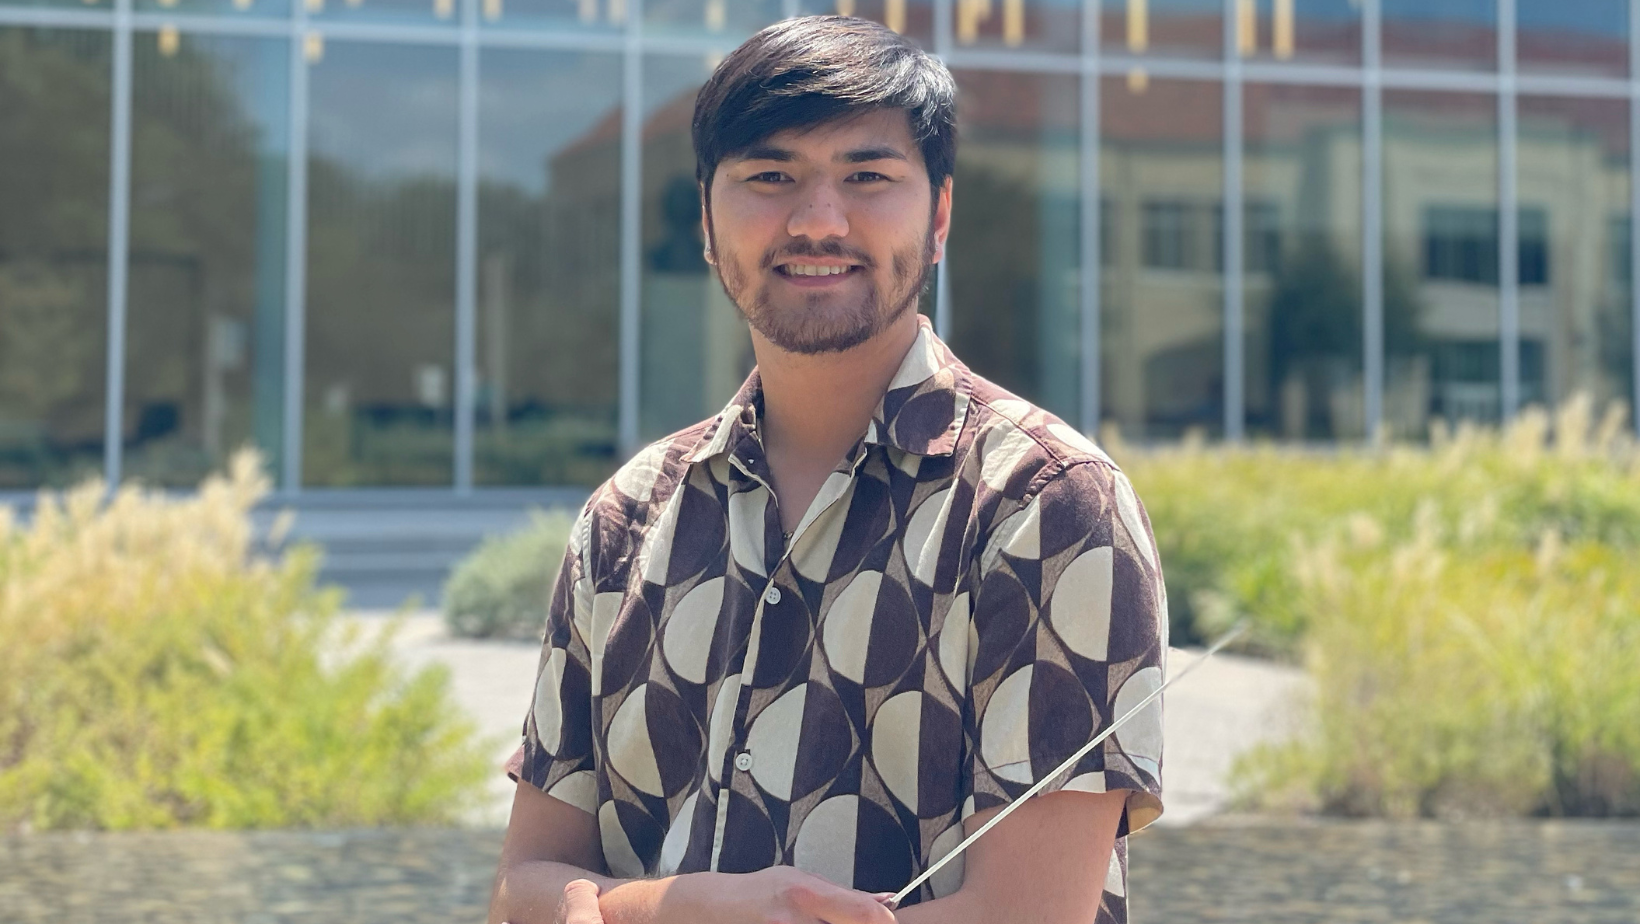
[675,867,897,924]
[555,879,604,924]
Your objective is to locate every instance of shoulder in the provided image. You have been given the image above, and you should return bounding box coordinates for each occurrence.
[961,374,1125,499]
[576,418,719,564]
[959,376,1158,569]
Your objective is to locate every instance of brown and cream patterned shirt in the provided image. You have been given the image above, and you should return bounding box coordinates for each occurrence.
[510,316,1167,922]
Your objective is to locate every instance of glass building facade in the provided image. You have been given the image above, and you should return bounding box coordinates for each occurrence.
[2,0,1636,497]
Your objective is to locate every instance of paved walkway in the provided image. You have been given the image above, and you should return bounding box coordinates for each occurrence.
[348,613,1311,828]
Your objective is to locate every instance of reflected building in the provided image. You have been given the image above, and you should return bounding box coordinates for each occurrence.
[1,0,1636,556]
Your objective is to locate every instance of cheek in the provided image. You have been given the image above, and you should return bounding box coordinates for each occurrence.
[713,197,786,255]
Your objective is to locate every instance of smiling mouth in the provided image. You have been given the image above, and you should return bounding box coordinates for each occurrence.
[775,263,863,278]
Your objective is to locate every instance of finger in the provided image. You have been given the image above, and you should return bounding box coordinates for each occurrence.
[787,882,896,924]
[558,879,604,924]
[872,893,899,910]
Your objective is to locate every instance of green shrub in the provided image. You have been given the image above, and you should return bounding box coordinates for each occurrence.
[1232,522,1640,818]
[0,452,491,832]
[443,510,574,640]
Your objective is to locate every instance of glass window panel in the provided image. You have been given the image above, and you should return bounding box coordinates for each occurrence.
[639,55,754,443]
[1383,90,1499,436]
[1382,0,1497,72]
[947,0,1080,54]
[1518,96,1631,421]
[1518,0,1628,79]
[1239,0,1360,66]
[0,29,110,489]
[645,0,786,38]
[309,0,457,26]
[1243,84,1363,441]
[1101,0,1223,61]
[483,0,624,32]
[475,50,621,487]
[135,0,290,19]
[948,70,1080,423]
[1100,76,1224,439]
[304,42,458,486]
[125,34,288,488]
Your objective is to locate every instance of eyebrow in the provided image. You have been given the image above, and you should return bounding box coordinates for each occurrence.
[734,145,911,165]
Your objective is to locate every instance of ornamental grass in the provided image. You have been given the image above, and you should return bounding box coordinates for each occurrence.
[0,451,489,832]
[1113,394,1640,817]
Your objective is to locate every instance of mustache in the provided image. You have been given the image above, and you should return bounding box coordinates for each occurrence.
[758,240,876,271]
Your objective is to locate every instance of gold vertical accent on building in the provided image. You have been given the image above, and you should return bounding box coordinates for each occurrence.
[1127,0,1147,53]
[885,0,906,32]
[957,0,992,44]
[304,32,324,63]
[435,0,454,18]
[1002,0,1024,46]
[157,0,177,8]
[1126,66,1148,93]
[483,0,501,20]
[1236,0,1256,56]
[835,0,855,16]
[705,0,725,31]
[1274,0,1294,59]
[233,0,254,10]
[305,0,324,13]
[607,0,626,25]
[157,25,180,57]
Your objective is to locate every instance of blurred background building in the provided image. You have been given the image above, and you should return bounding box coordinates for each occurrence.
[1,0,1636,601]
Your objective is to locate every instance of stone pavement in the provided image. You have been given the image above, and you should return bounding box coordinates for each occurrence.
[348,612,1311,828]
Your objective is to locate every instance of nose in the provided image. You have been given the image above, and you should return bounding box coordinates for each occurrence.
[786,179,850,242]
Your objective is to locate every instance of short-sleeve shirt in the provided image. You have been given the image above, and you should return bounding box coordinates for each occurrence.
[509,316,1168,923]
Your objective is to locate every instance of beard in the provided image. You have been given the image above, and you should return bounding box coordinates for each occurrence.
[709,215,936,356]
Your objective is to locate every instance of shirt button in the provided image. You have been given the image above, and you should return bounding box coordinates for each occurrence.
[734,751,754,772]
[764,585,782,606]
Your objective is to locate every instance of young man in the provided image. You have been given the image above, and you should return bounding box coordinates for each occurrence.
[489,16,1167,924]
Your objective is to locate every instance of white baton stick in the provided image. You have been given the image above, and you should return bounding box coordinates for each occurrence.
[887,621,1250,908]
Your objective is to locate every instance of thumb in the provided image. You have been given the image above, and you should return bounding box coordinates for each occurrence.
[557,879,604,924]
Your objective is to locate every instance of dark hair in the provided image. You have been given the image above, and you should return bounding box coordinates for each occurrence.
[692,16,957,197]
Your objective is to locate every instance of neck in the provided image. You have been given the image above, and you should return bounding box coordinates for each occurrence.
[752,311,922,464]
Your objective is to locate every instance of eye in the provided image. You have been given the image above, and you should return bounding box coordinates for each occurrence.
[747,171,790,184]
[849,171,891,183]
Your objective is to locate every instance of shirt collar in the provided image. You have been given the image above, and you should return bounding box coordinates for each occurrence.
[684,315,973,464]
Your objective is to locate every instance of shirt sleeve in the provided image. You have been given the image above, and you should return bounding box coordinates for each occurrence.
[509,505,600,815]
[962,459,1167,835]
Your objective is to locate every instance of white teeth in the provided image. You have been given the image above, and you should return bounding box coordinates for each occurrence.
[785,264,849,276]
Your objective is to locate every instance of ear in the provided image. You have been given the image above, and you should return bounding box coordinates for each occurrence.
[931,175,954,265]
[699,181,716,265]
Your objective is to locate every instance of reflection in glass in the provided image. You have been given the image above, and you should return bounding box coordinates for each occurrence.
[946,0,1079,53]
[481,0,624,31]
[948,70,1080,423]
[126,34,288,488]
[1237,0,1359,66]
[304,42,458,486]
[308,0,458,26]
[646,0,784,38]
[1518,96,1632,420]
[134,0,290,19]
[1517,0,1628,78]
[638,56,755,443]
[475,50,621,487]
[1243,84,1363,441]
[1100,77,1223,439]
[0,29,110,489]
[1384,90,1497,435]
[1382,0,1497,71]
[1101,0,1223,61]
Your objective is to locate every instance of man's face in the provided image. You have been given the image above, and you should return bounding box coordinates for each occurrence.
[703,108,952,355]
